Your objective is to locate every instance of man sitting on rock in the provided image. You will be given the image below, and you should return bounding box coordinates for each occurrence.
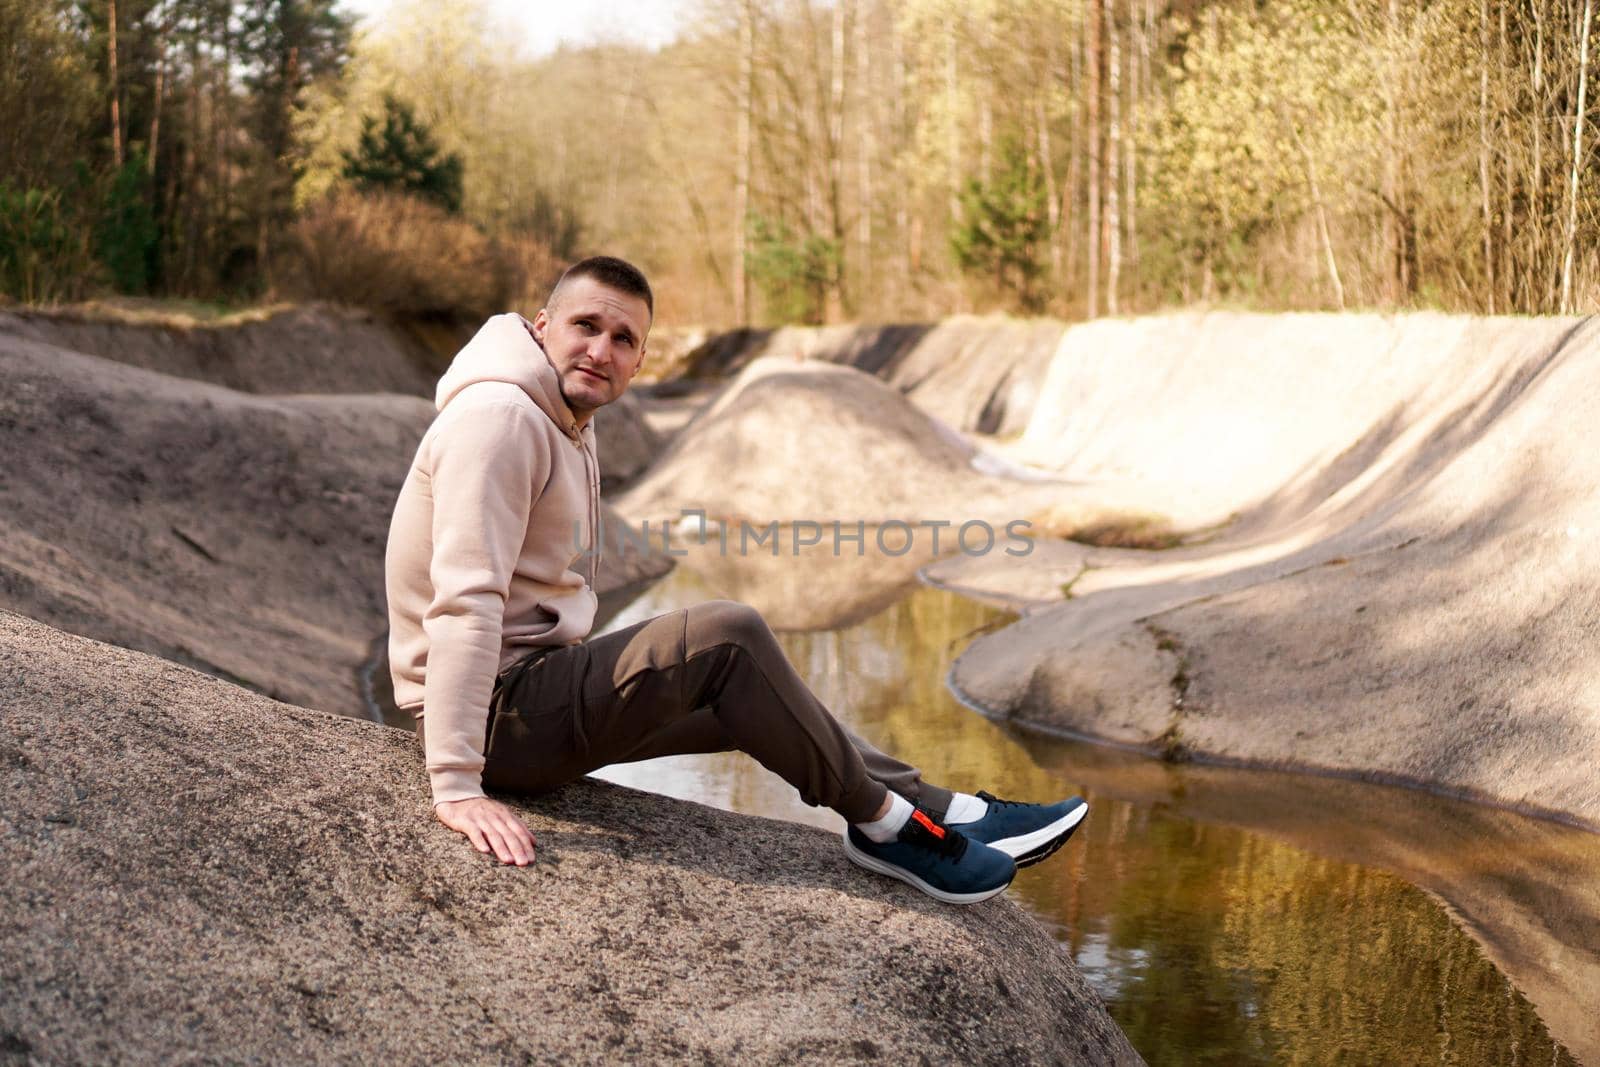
[385,255,1087,904]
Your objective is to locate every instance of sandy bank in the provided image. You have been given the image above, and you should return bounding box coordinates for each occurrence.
[0,610,1140,1065]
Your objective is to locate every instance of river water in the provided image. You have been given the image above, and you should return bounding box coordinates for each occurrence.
[592,556,1594,1066]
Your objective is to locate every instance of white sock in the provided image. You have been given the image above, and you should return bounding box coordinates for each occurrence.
[854,792,913,843]
[943,792,989,825]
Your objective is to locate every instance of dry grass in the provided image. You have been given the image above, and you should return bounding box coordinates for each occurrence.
[1065,518,1186,550]
[273,190,560,321]
[6,295,292,330]
[1026,506,1187,550]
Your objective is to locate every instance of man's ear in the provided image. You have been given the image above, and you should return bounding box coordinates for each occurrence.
[530,307,549,344]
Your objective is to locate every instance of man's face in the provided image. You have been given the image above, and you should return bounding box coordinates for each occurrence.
[531,275,650,422]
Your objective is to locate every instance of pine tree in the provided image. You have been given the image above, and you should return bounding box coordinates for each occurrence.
[950,138,1049,312]
[341,95,464,214]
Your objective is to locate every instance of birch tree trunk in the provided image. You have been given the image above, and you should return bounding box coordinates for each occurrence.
[1502,0,1515,310]
[827,0,848,318]
[1286,116,1345,309]
[855,0,872,286]
[1380,0,1401,304]
[1126,0,1144,295]
[1533,2,1548,309]
[1105,0,1121,315]
[1086,0,1102,318]
[1063,12,1081,292]
[1560,0,1592,314]
[149,13,167,180]
[733,1,753,324]
[945,22,961,223]
[892,22,911,287]
[1039,94,1061,284]
[109,0,123,168]
[1479,0,1495,312]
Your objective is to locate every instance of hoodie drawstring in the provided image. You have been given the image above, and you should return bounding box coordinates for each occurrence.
[587,440,602,586]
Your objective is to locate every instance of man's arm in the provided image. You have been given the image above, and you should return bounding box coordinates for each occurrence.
[420,399,549,864]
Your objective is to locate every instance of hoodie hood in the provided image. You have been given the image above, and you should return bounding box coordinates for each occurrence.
[432,313,603,582]
[435,313,583,437]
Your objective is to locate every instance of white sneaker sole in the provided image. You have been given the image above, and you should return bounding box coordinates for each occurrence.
[987,801,1089,866]
[842,834,1014,905]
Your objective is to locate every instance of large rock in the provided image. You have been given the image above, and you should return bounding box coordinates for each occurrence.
[0,305,665,493]
[937,311,1600,828]
[615,358,1076,529]
[681,316,1063,434]
[0,331,669,723]
[0,611,1141,1066]
[1003,310,1579,531]
[0,304,440,396]
[592,391,663,491]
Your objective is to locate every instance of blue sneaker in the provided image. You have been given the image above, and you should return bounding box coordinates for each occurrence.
[956,792,1088,867]
[843,808,1016,905]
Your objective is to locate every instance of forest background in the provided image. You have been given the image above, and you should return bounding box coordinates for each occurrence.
[4,0,1599,329]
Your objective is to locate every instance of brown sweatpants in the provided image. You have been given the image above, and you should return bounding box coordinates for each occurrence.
[452,599,951,824]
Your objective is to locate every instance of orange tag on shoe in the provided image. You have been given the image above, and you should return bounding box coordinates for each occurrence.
[910,810,946,839]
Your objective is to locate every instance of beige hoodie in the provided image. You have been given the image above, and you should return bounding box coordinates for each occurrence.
[385,313,602,805]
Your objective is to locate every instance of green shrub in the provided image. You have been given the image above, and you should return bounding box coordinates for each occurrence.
[94,151,159,295]
[341,95,464,214]
[748,215,839,325]
[0,179,96,303]
[949,139,1049,313]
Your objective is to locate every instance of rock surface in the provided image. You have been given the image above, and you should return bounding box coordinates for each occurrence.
[671,309,1600,828]
[615,357,1078,529]
[0,324,670,723]
[0,304,666,492]
[0,304,440,396]
[592,392,664,491]
[681,315,1062,434]
[929,310,1600,828]
[0,610,1141,1066]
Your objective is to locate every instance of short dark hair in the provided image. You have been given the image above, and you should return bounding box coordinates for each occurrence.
[547,255,654,318]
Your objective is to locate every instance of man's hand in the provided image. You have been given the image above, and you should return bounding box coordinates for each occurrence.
[435,796,536,866]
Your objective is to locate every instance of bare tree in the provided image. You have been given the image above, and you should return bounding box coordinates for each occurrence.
[1480,0,1495,312]
[1086,0,1102,318]
[1561,0,1593,313]
[734,0,754,323]
[855,0,873,291]
[109,0,124,167]
[1105,0,1121,315]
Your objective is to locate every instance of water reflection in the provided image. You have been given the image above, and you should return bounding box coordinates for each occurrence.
[594,564,1586,1066]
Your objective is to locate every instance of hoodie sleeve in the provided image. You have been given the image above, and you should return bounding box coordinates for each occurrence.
[420,397,550,805]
